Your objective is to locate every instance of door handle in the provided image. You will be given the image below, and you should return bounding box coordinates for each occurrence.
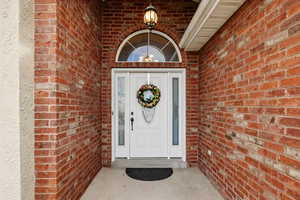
[130,117,134,131]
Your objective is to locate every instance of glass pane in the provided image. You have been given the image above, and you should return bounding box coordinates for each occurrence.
[118,43,134,61]
[118,77,125,146]
[172,78,179,145]
[128,46,165,62]
[118,32,179,62]
[163,44,176,61]
[128,33,148,46]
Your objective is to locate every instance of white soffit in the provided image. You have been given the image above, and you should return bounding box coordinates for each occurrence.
[179,0,246,51]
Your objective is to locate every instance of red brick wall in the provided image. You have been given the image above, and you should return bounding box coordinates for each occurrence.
[34,0,102,199]
[198,0,300,200]
[35,0,58,198]
[101,0,199,166]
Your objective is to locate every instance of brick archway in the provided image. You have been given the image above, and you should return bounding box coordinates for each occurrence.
[115,28,184,63]
[109,25,188,66]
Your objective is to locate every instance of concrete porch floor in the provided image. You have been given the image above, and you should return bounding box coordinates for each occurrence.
[81,168,224,200]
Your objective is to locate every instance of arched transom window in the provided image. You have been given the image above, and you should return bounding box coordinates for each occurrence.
[116,30,182,63]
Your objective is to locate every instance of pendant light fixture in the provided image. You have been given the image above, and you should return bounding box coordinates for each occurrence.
[144,4,158,29]
[143,3,158,62]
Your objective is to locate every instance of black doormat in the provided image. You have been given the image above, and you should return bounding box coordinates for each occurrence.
[126,168,173,181]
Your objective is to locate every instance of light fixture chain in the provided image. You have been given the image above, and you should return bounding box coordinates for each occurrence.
[143,3,157,62]
[147,29,150,58]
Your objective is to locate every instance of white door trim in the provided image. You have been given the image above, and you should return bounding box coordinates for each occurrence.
[111,68,186,162]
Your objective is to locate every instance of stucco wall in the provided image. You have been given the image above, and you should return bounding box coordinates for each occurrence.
[0,0,34,199]
[20,0,34,199]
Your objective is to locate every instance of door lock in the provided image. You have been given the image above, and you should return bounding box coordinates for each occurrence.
[130,117,134,131]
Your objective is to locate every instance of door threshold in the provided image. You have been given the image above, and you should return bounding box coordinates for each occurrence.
[112,158,187,168]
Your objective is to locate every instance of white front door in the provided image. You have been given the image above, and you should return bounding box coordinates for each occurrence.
[113,69,185,160]
[130,73,168,157]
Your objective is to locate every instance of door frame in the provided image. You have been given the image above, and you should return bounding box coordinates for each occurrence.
[111,68,186,162]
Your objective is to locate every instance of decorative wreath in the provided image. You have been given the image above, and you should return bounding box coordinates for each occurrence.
[137,84,161,108]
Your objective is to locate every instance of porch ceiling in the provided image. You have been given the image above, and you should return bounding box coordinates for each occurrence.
[179,0,246,51]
